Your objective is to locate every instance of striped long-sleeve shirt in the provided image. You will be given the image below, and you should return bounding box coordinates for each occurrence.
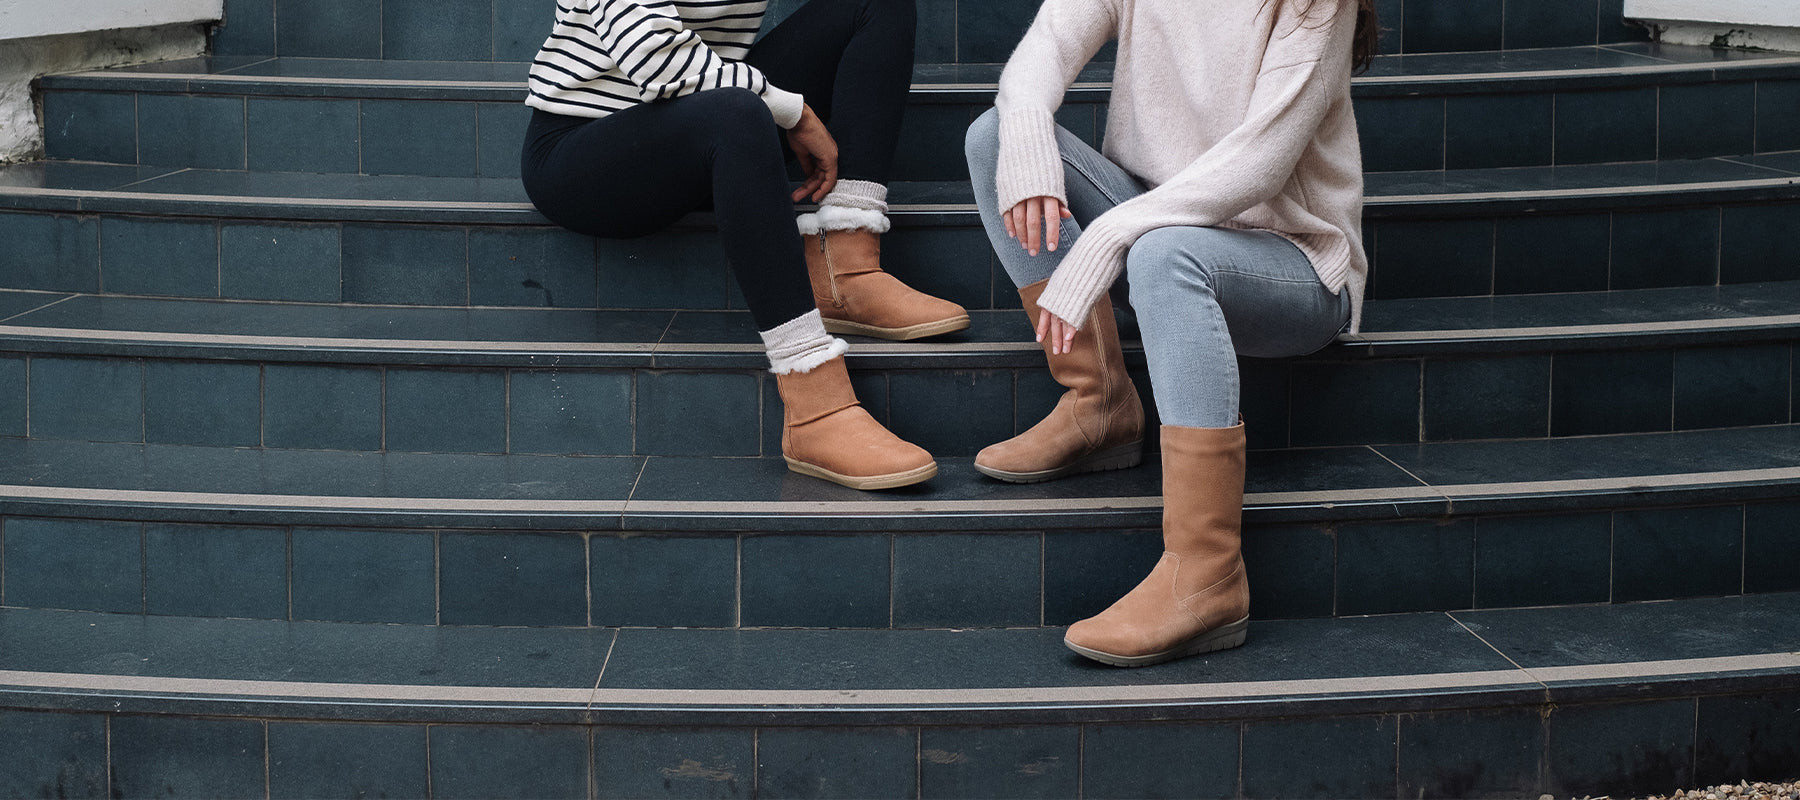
[526,0,804,128]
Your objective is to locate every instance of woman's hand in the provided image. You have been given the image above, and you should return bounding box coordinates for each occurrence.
[1036,307,1079,355]
[786,105,838,203]
[1004,196,1074,257]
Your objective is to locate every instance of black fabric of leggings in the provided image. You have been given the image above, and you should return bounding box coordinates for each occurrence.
[519,0,916,332]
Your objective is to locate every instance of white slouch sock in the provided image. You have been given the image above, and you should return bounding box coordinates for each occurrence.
[796,179,891,235]
[760,309,848,374]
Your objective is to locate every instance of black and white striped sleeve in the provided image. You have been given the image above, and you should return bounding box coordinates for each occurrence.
[590,0,802,126]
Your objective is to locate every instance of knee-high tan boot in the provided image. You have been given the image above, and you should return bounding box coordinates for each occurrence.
[974,279,1143,483]
[1064,423,1249,667]
[777,354,938,490]
[804,228,970,341]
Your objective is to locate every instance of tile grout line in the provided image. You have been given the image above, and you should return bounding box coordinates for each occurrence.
[586,628,620,713]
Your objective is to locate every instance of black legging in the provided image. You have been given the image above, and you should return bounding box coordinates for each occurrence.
[520,0,916,331]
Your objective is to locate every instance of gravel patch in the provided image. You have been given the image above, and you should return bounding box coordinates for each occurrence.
[1563,781,1800,800]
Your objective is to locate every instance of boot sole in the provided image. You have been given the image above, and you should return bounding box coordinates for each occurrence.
[784,458,939,491]
[823,315,971,341]
[973,440,1144,484]
[1064,616,1250,668]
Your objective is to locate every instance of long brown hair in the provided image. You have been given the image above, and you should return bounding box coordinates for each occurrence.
[1276,0,1381,74]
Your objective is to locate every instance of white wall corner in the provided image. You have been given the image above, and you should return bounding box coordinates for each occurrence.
[0,0,224,41]
[1624,0,1800,51]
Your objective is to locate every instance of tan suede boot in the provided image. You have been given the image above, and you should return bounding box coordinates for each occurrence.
[777,354,937,490]
[1064,423,1250,667]
[804,228,970,340]
[974,279,1143,483]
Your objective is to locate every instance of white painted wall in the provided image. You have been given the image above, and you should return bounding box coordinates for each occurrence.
[1,24,211,163]
[1625,0,1800,50]
[0,0,222,40]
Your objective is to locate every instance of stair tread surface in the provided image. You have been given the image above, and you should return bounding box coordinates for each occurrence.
[3,593,1796,723]
[5,425,1799,528]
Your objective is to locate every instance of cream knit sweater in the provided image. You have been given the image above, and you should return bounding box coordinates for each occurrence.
[995,0,1367,331]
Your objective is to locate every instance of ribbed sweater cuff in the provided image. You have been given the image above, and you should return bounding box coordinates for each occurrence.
[995,108,1066,212]
[763,86,805,130]
[1037,225,1134,327]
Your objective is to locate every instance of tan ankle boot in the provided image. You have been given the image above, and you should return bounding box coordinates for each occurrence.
[804,228,970,340]
[1064,424,1250,667]
[777,354,937,490]
[974,279,1143,483]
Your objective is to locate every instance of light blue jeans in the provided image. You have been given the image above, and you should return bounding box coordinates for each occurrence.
[965,108,1350,428]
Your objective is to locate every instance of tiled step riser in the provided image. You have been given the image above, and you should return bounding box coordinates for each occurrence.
[4,501,1795,628]
[204,0,1646,62]
[6,200,1800,306]
[3,338,1796,456]
[4,689,1791,800]
[48,74,1800,179]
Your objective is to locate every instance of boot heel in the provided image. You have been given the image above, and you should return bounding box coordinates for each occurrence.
[1077,440,1144,473]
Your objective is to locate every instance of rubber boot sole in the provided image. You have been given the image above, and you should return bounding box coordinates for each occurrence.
[973,439,1143,484]
[1063,616,1250,668]
[823,314,971,341]
[784,457,938,490]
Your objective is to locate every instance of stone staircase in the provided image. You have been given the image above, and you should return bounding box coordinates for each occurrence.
[2,0,1798,797]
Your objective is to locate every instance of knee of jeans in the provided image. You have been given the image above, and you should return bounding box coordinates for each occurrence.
[1127,228,1215,297]
[965,107,1002,162]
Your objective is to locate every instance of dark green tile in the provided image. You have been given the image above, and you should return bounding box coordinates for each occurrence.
[880,228,994,310]
[269,722,429,800]
[1337,519,1475,615]
[247,97,360,173]
[1289,360,1421,446]
[212,0,275,55]
[386,369,506,453]
[1695,691,1800,785]
[1356,97,1444,171]
[468,227,596,307]
[1402,0,1502,52]
[1043,529,1161,626]
[262,364,382,450]
[593,727,754,799]
[0,356,24,437]
[1556,88,1657,165]
[888,370,1016,458]
[477,102,535,178]
[893,533,1040,628]
[1371,218,1493,300]
[430,725,589,800]
[100,217,219,297]
[1494,213,1610,294]
[956,0,1039,62]
[636,372,760,456]
[1424,355,1550,441]
[145,361,262,446]
[1475,513,1611,608]
[384,0,492,60]
[1744,502,1800,593]
[915,0,956,63]
[138,94,245,170]
[1550,350,1672,437]
[741,534,889,628]
[1399,708,1544,799]
[1598,0,1651,43]
[0,710,107,800]
[1546,700,1694,798]
[1720,204,1800,285]
[363,100,479,177]
[757,727,916,800]
[591,536,736,628]
[1757,80,1800,152]
[291,527,437,624]
[1244,523,1335,620]
[41,92,136,163]
[110,716,265,799]
[29,356,143,442]
[1446,93,1553,169]
[1081,721,1238,800]
[219,222,342,302]
[1243,716,1397,799]
[276,0,380,58]
[1660,82,1756,160]
[1504,0,1598,47]
[1674,345,1789,430]
[594,232,733,310]
[1374,0,1403,54]
[0,213,100,292]
[341,224,469,305]
[1,518,142,613]
[509,370,634,455]
[495,0,558,62]
[893,104,974,182]
[1239,360,1291,449]
[440,531,587,626]
[1613,506,1743,602]
[145,523,288,619]
[920,726,1078,800]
